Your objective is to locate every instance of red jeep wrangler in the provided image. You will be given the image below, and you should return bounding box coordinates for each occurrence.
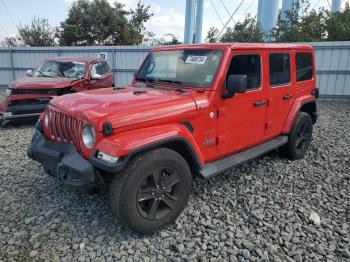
[0,56,113,125]
[28,44,318,233]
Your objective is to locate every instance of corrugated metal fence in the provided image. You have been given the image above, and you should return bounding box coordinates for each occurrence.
[0,42,350,98]
[0,46,150,88]
[310,41,350,99]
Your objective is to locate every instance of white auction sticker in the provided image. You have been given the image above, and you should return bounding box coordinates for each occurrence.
[185,55,207,64]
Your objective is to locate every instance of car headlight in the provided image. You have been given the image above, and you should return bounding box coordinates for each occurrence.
[44,110,49,126]
[82,124,95,149]
[5,88,12,97]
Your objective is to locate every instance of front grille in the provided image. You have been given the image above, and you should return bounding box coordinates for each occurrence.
[9,98,51,106]
[47,108,84,151]
[12,89,60,95]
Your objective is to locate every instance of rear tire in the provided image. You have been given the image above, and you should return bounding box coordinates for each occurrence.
[281,112,313,160]
[109,147,192,234]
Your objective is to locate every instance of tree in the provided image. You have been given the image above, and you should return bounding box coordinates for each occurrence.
[0,36,23,47]
[17,17,56,46]
[206,27,219,43]
[205,16,263,43]
[271,0,327,42]
[126,2,154,44]
[326,3,350,41]
[147,34,182,46]
[220,16,263,42]
[57,0,153,46]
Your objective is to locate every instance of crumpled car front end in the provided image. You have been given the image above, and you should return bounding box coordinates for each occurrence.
[0,88,55,124]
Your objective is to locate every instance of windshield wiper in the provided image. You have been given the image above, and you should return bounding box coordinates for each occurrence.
[56,66,66,77]
[134,77,155,88]
[36,70,45,77]
[157,79,186,93]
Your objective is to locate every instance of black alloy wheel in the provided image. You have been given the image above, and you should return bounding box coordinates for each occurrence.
[137,167,181,220]
[109,147,192,234]
[281,112,313,160]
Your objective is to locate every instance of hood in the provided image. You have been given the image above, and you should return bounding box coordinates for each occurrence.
[50,86,198,130]
[9,77,80,89]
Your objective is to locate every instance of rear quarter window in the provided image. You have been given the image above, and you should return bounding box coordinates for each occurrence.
[296,53,313,82]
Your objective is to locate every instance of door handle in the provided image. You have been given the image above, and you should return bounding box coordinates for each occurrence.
[253,100,267,107]
[283,94,293,100]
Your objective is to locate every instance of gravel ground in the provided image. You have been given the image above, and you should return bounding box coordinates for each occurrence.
[0,89,349,261]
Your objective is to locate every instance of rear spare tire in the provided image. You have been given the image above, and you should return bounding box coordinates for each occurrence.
[109,147,192,234]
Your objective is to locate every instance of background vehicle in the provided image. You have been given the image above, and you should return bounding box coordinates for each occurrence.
[28,43,318,233]
[0,57,113,125]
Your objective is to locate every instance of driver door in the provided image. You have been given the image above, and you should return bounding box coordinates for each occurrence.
[217,50,267,157]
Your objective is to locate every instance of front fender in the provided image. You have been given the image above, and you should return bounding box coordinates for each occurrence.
[94,123,205,167]
[281,95,315,134]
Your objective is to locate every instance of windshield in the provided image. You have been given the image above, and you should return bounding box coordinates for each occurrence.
[32,61,86,78]
[136,49,223,88]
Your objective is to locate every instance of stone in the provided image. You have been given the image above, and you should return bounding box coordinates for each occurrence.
[309,212,321,226]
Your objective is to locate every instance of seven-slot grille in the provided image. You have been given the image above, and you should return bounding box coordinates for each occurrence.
[47,108,84,151]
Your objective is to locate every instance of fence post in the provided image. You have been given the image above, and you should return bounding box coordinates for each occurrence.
[9,48,15,81]
[112,48,116,86]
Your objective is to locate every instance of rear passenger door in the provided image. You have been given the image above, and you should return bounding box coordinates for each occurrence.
[266,51,294,138]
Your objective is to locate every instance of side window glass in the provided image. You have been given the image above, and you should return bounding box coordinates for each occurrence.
[227,54,261,90]
[99,62,108,75]
[296,53,313,81]
[269,53,290,86]
[91,63,98,76]
[91,62,108,76]
[103,62,110,72]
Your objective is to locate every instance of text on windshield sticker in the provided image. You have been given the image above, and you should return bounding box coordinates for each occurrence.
[185,55,207,64]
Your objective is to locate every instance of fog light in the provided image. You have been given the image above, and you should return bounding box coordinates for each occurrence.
[97,151,119,163]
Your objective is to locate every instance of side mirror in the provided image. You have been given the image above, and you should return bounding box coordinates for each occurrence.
[91,73,102,80]
[224,75,247,98]
[25,69,33,77]
[133,70,138,78]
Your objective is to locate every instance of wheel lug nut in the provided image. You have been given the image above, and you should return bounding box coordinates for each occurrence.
[162,187,165,190]
[161,194,164,198]
[152,192,155,195]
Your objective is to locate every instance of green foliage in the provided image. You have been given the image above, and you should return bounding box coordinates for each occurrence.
[271,0,327,42]
[206,27,219,43]
[147,34,182,46]
[15,17,55,46]
[221,16,263,42]
[0,36,23,47]
[205,16,262,43]
[1,17,55,47]
[57,0,153,46]
[326,3,350,41]
[206,0,350,43]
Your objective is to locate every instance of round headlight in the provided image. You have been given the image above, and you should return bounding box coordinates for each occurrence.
[82,124,95,149]
[5,88,12,97]
[44,110,49,126]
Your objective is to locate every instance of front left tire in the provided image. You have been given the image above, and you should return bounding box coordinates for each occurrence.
[109,147,192,234]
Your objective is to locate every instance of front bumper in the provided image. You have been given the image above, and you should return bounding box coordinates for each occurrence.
[27,129,104,191]
[0,95,52,121]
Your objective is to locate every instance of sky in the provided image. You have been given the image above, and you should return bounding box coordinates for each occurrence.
[0,0,348,42]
